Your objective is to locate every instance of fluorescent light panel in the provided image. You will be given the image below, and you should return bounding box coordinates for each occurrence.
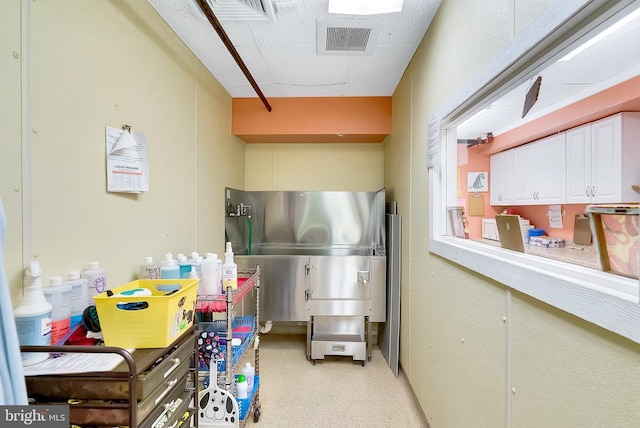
[328,0,404,15]
[559,5,640,62]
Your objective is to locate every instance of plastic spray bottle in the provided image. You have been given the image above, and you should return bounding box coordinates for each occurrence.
[14,260,53,366]
[223,242,238,291]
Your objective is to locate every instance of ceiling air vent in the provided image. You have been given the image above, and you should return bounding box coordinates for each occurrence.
[206,0,276,21]
[317,20,381,55]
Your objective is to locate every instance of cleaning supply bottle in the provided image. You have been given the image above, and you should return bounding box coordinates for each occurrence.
[188,252,202,277]
[160,258,180,279]
[159,252,174,268]
[64,270,88,328]
[14,260,53,366]
[81,261,107,301]
[223,242,238,291]
[176,253,192,279]
[215,255,223,293]
[199,253,218,295]
[207,253,223,295]
[42,276,72,345]
[140,256,160,279]
[242,362,255,391]
[236,374,248,399]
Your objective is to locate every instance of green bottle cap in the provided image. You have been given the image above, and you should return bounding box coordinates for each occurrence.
[237,374,246,382]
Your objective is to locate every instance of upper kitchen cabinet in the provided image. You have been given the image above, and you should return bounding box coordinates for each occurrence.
[566,112,640,204]
[489,149,515,206]
[513,133,566,205]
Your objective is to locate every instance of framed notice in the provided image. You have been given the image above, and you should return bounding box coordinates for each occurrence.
[447,206,467,238]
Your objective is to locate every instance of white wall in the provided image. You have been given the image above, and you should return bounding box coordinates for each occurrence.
[388,0,640,427]
[1,0,244,301]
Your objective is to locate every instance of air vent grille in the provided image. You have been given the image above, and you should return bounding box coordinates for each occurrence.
[207,0,276,21]
[317,20,381,56]
[326,27,371,52]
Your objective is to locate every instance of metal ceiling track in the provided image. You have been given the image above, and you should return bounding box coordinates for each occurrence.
[195,0,272,112]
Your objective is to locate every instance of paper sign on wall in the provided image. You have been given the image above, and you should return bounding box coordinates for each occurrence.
[106,125,149,193]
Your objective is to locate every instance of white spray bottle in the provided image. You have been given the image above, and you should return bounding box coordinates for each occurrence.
[222,242,237,291]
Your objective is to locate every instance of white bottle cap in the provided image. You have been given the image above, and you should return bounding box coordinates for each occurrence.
[188,267,199,279]
[49,276,64,286]
[88,261,100,269]
[68,271,80,280]
[144,256,153,264]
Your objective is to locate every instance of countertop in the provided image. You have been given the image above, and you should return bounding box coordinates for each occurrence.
[474,238,600,270]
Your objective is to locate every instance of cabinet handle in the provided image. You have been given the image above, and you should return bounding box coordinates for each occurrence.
[591,186,595,197]
[163,358,181,379]
[585,187,590,197]
[155,378,179,405]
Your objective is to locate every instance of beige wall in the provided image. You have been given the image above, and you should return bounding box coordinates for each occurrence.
[245,143,384,191]
[1,0,243,299]
[0,0,23,305]
[389,1,640,427]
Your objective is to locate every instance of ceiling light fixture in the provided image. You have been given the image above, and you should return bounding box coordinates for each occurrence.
[559,5,640,62]
[328,0,404,15]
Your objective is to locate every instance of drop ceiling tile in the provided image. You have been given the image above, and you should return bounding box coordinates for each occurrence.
[260,46,349,85]
[148,0,443,98]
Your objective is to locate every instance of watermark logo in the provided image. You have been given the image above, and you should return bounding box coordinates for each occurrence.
[1,406,68,427]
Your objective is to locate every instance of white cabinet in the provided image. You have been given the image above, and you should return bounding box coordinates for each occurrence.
[565,123,591,203]
[566,112,640,204]
[513,133,566,205]
[490,113,640,207]
[489,149,514,205]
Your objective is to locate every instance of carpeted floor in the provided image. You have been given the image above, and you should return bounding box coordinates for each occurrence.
[241,334,428,428]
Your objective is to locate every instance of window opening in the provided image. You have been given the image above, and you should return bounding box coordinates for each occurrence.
[430,1,640,344]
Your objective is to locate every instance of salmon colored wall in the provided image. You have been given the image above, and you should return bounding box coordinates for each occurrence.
[232,97,392,143]
[457,144,496,237]
[476,75,640,155]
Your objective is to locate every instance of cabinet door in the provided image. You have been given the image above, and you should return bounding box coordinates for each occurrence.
[566,124,592,203]
[490,150,514,205]
[533,134,566,204]
[514,142,537,204]
[308,256,370,300]
[514,135,565,205]
[591,115,622,203]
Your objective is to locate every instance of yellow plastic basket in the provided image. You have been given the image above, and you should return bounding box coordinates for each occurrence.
[93,279,198,348]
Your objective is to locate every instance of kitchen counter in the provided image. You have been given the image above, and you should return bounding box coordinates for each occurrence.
[475,238,600,270]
